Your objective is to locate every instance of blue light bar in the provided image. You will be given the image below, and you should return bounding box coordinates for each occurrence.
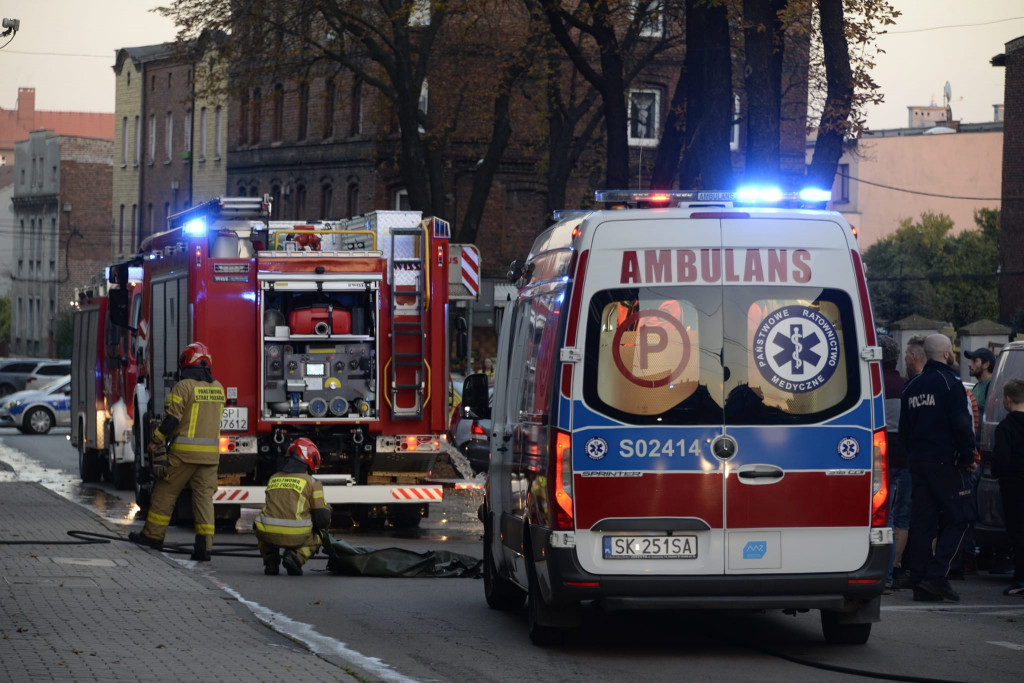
[799,188,832,203]
[183,218,206,236]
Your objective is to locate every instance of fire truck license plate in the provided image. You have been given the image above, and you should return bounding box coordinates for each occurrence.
[220,407,248,431]
[603,535,697,560]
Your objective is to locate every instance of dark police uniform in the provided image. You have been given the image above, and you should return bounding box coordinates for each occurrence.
[899,358,975,591]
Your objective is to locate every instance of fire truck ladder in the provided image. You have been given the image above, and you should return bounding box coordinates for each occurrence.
[389,227,426,419]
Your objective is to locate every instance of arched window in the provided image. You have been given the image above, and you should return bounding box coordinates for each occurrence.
[321,183,333,219]
[347,183,360,217]
[239,92,249,145]
[298,82,309,140]
[273,83,284,142]
[322,78,336,139]
[251,88,262,144]
[350,79,363,137]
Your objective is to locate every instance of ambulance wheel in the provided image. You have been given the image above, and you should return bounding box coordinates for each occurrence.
[484,526,526,610]
[526,562,574,646]
[78,439,102,483]
[820,610,871,645]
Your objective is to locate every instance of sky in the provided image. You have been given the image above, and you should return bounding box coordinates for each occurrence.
[0,0,1022,132]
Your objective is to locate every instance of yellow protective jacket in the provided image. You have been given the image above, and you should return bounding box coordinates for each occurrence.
[253,472,330,548]
[153,378,226,465]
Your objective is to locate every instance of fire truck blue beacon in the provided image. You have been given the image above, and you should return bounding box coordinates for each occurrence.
[462,188,892,646]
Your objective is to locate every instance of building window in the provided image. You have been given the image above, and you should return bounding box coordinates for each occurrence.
[131,204,138,252]
[418,79,429,133]
[239,92,249,145]
[729,94,741,151]
[151,75,156,91]
[298,82,309,140]
[631,1,665,38]
[166,112,174,161]
[394,188,410,211]
[214,106,222,157]
[347,183,359,217]
[119,205,125,253]
[252,88,262,144]
[149,114,156,161]
[127,71,131,88]
[628,88,660,147]
[134,115,141,164]
[322,183,333,218]
[294,184,307,219]
[323,79,336,139]
[121,117,128,165]
[409,0,430,26]
[350,80,363,137]
[168,73,172,89]
[184,109,192,152]
[271,185,282,219]
[836,163,850,203]
[199,107,207,159]
[273,83,284,142]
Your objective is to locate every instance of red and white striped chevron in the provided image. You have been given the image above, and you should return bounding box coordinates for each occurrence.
[461,245,480,296]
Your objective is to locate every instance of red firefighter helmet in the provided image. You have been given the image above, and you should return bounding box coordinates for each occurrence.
[179,342,213,371]
[287,437,321,472]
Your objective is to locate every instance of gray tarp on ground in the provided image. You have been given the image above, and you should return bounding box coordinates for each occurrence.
[324,536,482,578]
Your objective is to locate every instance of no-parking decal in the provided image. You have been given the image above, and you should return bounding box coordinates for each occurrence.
[753,305,840,393]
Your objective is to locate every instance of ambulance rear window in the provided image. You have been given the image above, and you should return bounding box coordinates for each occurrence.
[583,286,859,425]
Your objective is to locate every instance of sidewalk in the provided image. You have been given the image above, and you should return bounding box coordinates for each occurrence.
[0,481,357,682]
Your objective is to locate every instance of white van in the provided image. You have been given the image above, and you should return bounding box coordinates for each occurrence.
[462,189,892,645]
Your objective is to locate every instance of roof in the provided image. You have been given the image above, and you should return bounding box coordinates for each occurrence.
[890,314,946,330]
[959,319,1012,335]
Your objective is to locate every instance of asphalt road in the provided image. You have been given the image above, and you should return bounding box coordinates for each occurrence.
[3,427,1024,682]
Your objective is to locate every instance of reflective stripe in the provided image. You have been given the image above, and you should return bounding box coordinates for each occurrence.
[147,510,171,526]
[170,442,220,453]
[152,429,166,442]
[166,394,184,406]
[175,436,219,446]
[256,515,311,528]
[195,524,215,536]
[188,402,199,437]
[254,521,313,536]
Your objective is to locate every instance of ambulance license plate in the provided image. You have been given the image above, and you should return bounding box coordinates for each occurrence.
[603,535,697,560]
[221,407,248,431]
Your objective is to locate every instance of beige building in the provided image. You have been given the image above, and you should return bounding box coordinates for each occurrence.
[190,54,228,204]
[812,122,1003,248]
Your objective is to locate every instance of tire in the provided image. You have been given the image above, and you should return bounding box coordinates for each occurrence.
[484,527,526,610]
[389,505,425,529]
[527,562,573,646]
[78,438,102,483]
[112,462,134,490]
[821,610,872,645]
[24,407,54,435]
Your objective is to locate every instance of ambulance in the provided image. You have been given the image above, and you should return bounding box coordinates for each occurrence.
[463,189,891,645]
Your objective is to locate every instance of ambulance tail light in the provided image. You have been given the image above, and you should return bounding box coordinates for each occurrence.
[871,428,888,527]
[551,429,574,530]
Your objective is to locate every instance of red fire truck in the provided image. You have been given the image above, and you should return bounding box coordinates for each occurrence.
[70,264,142,489]
[109,196,452,527]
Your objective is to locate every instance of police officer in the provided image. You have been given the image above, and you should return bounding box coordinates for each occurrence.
[899,333,976,602]
[253,438,332,576]
[129,342,225,561]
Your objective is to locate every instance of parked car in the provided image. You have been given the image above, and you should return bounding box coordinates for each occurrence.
[0,358,43,396]
[0,375,72,435]
[977,341,1024,555]
[24,360,72,390]
[449,385,493,474]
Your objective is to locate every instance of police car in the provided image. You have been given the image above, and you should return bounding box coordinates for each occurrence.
[462,188,891,646]
[0,375,72,434]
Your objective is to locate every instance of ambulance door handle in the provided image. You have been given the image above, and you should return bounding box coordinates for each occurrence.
[736,464,784,483]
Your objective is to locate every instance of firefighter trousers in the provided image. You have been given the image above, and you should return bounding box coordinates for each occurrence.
[256,538,320,567]
[142,454,218,549]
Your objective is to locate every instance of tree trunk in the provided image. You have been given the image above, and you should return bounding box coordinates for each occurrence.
[806,0,853,192]
[682,0,733,189]
[742,0,786,183]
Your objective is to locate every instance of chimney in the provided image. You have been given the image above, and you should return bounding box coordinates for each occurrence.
[17,87,35,126]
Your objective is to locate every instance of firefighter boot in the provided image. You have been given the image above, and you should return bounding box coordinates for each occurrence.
[190,534,212,562]
[128,531,163,550]
[264,560,280,576]
[282,550,303,576]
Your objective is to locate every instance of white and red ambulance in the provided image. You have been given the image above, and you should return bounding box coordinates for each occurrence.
[463,189,892,645]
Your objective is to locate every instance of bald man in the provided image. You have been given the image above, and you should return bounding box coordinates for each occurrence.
[898,333,976,602]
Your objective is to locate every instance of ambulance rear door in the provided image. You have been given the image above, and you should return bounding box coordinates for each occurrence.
[718,215,872,574]
[571,213,729,576]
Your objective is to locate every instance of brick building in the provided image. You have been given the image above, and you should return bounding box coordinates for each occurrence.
[112,36,228,262]
[0,87,114,168]
[11,131,112,358]
[996,36,1024,323]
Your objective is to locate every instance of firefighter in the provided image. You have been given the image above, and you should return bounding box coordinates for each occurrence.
[128,342,225,561]
[253,438,332,576]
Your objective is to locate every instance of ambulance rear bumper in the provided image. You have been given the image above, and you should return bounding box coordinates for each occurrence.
[532,527,889,610]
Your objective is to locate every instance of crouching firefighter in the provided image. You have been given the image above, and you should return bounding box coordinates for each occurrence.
[128,342,225,561]
[253,438,332,576]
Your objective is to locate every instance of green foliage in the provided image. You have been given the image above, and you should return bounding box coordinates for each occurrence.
[863,210,1000,329]
[54,311,75,360]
